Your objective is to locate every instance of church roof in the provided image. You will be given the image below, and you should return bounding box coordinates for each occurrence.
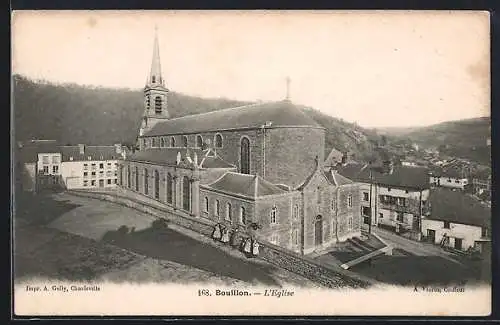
[204,172,287,198]
[143,100,323,136]
[324,169,353,186]
[16,141,61,163]
[126,148,235,169]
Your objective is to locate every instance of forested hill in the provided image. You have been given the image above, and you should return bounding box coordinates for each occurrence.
[12,75,382,161]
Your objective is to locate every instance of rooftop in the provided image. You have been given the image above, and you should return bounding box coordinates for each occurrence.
[143,100,323,137]
[60,146,121,162]
[428,188,490,228]
[126,148,235,169]
[204,172,287,198]
[336,162,430,190]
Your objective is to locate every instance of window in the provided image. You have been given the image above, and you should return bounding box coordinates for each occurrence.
[226,203,232,221]
[151,138,158,148]
[240,207,246,224]
[52,156,60,164]
[155,96,162,115]
[196,135,203,148]
[69,156,73,161]
[482,227,489,238]
[182,176,191,211]
[99,163,104,169]
[114,179,117,184]
[444,221,450,229]
[91,171,96,177]
[144,168,149,195]
[135,167,139,191]
[87,156,92,160]
[362,206,370,216]
[42,155,49,164]
[183,136,188,147]
[270,233,279,245]
[107,179,112,185]
[166,173,173,204]
[348,217,353,231]
[363,192,369,201]
[43,166,49,174]
[52,165,59,174]
[91,164,96,170]
[160,138,165,148]
[455,180,460,184]
[240,137,250,174]
[99,171,104,177]
[83,172,88,178]
[107,162,112,168]
[83,180,88,187]
[397,197,406,206]
[215,134,223,148]
[293,205,299,220]
[405,190,409,194]
[387,187,391,192]
[348,194,353,208]
[292,229,299,245]
[127,166,131,188]
[214,200,220,218]
[170,137,176,147]
[154,170,160,199]
[152,76,156,83]
[91,180,96,186]
[270,206,277,224]
[83,164,88,170]
[316,187,321,205]
[204,197,209,213]
[379,213,383,219]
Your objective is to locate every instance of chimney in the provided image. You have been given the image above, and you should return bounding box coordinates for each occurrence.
[114,143,122,154]
[78,144,85,155]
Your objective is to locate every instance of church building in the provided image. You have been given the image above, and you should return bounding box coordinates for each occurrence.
[118,30,361,255]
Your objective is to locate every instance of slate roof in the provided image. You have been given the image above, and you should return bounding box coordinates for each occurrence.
[143,100,323,136]
[336,162,430,190]
[324,169,353,186]
[16,141,61,163]
[428,188,491,228]
[126,148,235,169]
[428,165,467,179]
[204,172,287,198]
[60,146,121,162]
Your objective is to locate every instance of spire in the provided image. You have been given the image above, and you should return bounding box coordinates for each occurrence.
[285,76,291,101]
[148,25,163,86]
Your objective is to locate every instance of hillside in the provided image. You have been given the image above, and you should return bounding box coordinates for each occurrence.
[12,75,381,161]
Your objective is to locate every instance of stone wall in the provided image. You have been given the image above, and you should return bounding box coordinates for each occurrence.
[68,189,373,289]
[258,241,371,289]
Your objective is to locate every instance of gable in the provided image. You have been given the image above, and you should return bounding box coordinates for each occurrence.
[299,167,330,191]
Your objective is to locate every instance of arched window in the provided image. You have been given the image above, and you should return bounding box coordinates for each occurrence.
[170,137,176,147]
[226,203,232,221]
[144,168,149,195]
[155,96,162,115]
[270,206,277,224]
[182,176,191,211]
[196,135,203,148]
[204,197,209,213]
[146,96,150,110]
[240,137,250,174]
[154,170,160,199]
[152,76,156,83]
[127,166,131,188]
[135,166,139,191]
[240,206,246,225]
[293,204,299,220]
[215,134,223,148]
[166,173,173,204]
[183,136,188,147]
[214,200,220,218]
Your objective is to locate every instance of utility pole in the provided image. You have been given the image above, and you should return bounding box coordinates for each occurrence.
[368,167,373,234]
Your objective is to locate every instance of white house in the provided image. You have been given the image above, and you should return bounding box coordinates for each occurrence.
[429,167,469,190]
[422,188,491,253]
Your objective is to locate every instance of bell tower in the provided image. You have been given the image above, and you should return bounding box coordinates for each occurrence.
[139,26,169,139]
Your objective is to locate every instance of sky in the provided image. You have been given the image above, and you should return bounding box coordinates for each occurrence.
[12,10,490,128]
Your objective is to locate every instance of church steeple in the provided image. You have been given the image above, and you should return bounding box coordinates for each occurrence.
[147,26,164,87]
[138,27,170,142]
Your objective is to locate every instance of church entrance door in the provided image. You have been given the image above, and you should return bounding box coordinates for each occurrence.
[315,215,323,246]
